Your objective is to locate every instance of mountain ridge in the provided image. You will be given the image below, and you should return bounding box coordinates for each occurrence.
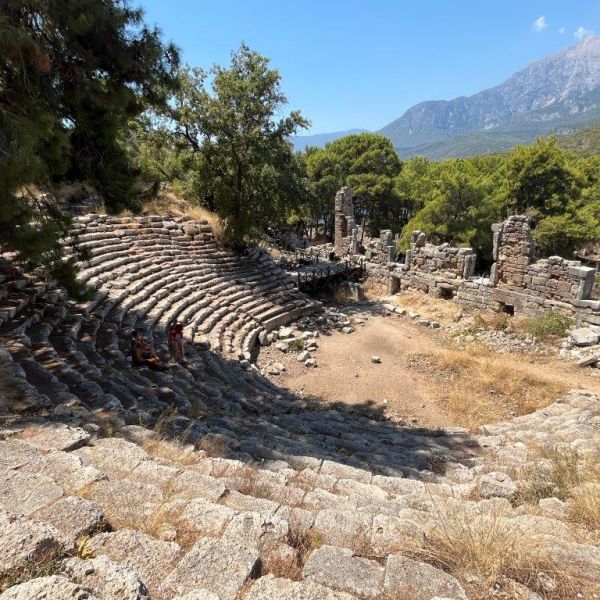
[295,37,600,158]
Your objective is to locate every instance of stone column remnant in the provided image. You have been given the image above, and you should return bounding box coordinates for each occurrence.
[334,186,355,254]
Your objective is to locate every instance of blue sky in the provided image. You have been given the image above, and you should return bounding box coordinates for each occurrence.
[140,0,600,134]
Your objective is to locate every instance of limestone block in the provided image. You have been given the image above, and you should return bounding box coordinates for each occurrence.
[312,510,373,548]
[245,574,358,599]
[384,555,467,599]
[158,536,260,599]
[86,529,181,595]
[0,511,66,583]
[221,511,289,548]
[13,423,90,452]
[63,555,149,600]
[0,470,63,516]
[0,576,97,600]
[476,472,517,499]
[303,545,384,598]
[32,496,105,542]
[571,327,600,347]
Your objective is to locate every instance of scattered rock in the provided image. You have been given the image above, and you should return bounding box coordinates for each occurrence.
[476,471,518,499]
[577,354,598,367]
[384,555,467,600]
[303,545,384,598]
[371,356,381,364]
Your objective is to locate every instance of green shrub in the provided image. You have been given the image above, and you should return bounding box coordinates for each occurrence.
[287,338,305,352]
[524,311,572,339]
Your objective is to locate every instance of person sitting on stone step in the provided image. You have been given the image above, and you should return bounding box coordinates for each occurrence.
[131,331,168,371]
[168,322,185,364]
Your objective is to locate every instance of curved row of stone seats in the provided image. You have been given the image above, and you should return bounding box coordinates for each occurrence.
[0,258,478,483]
[1,258,599,597]
[62,215,318,359]
[2,390,599,599]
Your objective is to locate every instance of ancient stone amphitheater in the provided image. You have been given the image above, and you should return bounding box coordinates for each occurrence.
[0,215,598,599]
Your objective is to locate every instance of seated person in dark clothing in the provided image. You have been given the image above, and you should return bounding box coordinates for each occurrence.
[328,250,340,262]
[131,331,168,371]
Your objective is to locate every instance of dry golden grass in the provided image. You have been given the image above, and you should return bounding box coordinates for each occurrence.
[413,345,567,429]
[513,444,600,545]
[333,283,352,305]
[394,290,463,324]
[569,482,600,544]
[142,438,200,466]
[0,554,65,591]
[513,443,581,504]
[362,277,384,300]
[415,505,581,600]
[137,192,224,239]
[286,527,324,565]
[260,543,302,581]
[140,408,201,466]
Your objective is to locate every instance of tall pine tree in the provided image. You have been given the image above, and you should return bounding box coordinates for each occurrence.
[0,0,178,290]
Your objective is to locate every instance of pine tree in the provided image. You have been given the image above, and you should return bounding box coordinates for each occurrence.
[0,0,178,290]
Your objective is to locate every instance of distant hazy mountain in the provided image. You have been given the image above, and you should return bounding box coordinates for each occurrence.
[378,36,600,159]
[290,129,368,151]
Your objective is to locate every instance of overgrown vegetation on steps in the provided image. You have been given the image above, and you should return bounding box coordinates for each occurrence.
[414,505,583,600]
[513,444,600,545]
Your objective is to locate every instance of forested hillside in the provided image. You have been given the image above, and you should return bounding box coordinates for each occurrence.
[559,124,600,156]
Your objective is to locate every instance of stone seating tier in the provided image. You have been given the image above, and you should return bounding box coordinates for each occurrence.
[0,215,598,598]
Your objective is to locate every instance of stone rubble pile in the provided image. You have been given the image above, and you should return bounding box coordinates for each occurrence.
[0,215,598,599]
[258,307,369,373]
[560,324,600,368]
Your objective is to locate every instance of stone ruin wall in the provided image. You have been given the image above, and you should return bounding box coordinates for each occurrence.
[334,186,357,255]
[332,187,600,325]
[491,216,594,303]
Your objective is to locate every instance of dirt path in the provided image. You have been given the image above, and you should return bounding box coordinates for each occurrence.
[260,308,600,430]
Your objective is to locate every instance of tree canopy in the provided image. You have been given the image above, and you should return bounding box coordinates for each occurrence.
[141,44,309,246]
[1,0,178,290]
[396,138,600,264]
[303,133,403,237]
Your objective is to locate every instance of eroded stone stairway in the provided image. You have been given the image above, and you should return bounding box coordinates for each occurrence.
[0,216,598,599]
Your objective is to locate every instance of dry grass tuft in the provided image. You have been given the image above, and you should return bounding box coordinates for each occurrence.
[394,290,463,324]
[140,408,200,466]
[413,345,567,429]
[138,192,224,239]
[287,527,323,566]
[416,505,580,599]
[143,438,199,466]
[0,554,65,591]
[362,278,383,300]
[333,283,352,305]
[260,543,303,581]
[514,445,600,544]
[568,482,600,544]
[514,443,581,504]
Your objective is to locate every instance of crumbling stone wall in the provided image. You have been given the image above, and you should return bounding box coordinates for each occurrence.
[491,216,594,302]
[330,186,600,323]
[405,231,476,280]
[334,186,356,255]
